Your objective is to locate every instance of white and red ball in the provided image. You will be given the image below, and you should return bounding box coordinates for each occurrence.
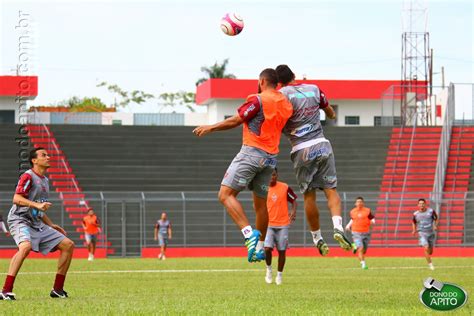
[220,13,244,36]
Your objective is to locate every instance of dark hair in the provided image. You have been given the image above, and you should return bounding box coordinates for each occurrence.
[29,147,45,165]
[259,68,278,87]
[275,64,295,85]
[355,196,364,201]
[418,198,426,203]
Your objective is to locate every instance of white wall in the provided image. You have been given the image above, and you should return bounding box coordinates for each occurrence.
[206,99,243,124]
[101,112,134,125]
[184,112,208,126]
[335,100,387,126]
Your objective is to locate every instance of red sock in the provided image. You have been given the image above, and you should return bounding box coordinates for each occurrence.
[3,275,15,293]
[53,274,66,291]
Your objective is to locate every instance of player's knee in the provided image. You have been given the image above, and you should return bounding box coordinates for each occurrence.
[19,243,32,256]
[63,238,75,252]
[217,190,229,204]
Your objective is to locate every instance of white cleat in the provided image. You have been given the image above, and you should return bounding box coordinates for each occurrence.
[265,270,272,284]
[275,275,282,285]
[88,254,94,261]
[429,263,435,271]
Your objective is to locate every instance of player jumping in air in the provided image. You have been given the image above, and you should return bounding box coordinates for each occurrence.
[193,68,293,262]
[264,168,297,285]
[1,148,75,300]
[275,64,354,255]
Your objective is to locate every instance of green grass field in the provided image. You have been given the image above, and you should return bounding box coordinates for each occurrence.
[0,257,472,315]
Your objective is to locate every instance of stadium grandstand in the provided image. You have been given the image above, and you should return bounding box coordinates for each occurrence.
[0,76,473,258]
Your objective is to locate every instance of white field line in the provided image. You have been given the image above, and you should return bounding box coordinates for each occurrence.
[4,265,474,275]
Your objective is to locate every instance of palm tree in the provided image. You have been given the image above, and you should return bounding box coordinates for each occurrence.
[196,58,236,86]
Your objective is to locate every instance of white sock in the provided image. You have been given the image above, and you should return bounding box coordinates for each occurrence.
[241,226,253,239]
[256,241,264,252]
[266,265,272,271]
[332,216,343,231]
[277,271,283,278]
[361,260,366,266]
[311,230,322,243]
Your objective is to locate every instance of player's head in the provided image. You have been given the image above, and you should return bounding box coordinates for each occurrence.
[418,198,427,211]
[29,147,50,168]
[355,196,365,208]
[161,212,167,220]
[275,64,295,86]
[87,208,95,215]
[258,68,278,93]
[270,168,278,186]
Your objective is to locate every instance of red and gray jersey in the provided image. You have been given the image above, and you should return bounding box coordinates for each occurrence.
[156,219,171,236]
[413,208,438,232]
[279,84,329,148]
[8,169,49,229]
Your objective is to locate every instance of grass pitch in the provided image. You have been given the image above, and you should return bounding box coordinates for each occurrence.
[0,256,472,315]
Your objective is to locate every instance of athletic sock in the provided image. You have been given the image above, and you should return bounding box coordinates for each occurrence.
[361,260,366,267]
[332,216,343,231]
[256,241,264,252]
[2,275,15,293]
[266,265,272,271]
[311,230,322,243]
[53,274,66,291]
[241,226,253,239]
[277,271,283,278]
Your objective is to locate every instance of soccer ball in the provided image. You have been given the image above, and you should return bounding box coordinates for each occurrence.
[220,13,244,36]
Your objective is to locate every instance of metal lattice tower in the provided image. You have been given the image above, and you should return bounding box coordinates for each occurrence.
[401,0,432,126]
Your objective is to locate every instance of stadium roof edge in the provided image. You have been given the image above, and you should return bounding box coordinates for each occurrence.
[195,78,407,105]
[0,76,38,98]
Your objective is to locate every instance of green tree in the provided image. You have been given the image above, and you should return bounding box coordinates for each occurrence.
[196,58,236,86]
[97,82,155,107]
[56,96,108,112]
[159,91,196,112]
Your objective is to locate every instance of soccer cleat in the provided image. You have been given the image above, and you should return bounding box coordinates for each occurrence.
[333,228,352,251]
[428,263,435,271]
[50,289,68,299]
[253,249,265,262]
[244,230,261,263]
[162,255,166,261]
[315,239,329,256]
[0,292,15,300]
[362,265,368,270]
[265,269,272,284]
[275,275,282,285]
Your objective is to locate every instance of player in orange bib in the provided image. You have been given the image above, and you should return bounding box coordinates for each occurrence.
[264,168,297,285]
[82,208,101,261]
[345,197,375,269]
[193,68,293,263]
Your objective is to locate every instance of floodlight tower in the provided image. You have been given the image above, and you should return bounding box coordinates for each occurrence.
[401,0,432,126]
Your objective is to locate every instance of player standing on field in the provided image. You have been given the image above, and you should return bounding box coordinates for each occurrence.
[264,168,297,285]
[82,208,101,261]
[412,198,438,270]
[275,64,354,256]
[1,148,75,300]
[154,212,172,260]
[193,68,293,263]
[345,197,375,269]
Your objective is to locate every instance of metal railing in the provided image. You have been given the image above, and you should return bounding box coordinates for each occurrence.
[1,191,472,256]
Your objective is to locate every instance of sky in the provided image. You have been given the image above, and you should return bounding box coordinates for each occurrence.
[0,0,472,114]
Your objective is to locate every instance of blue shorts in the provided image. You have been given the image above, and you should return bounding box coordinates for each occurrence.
[264,226,289,251]
[85,233,97,243]
[352,232,370,250]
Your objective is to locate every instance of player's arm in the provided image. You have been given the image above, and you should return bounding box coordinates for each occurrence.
[82,219,87,231]
[345,219,353,231]
[0,221,9,236]
[319,90,336,120]
[154,224,158,240]
[41,213,67,235]
[12,173,52,211]
[193,95,260,137]
[168,223,172,239]
[412,215,417,235]
[287,187,298,222]
[369,211,376,225]
[193,115,244,136]
[433,210,439,231]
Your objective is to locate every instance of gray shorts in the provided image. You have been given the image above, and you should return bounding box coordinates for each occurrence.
[418,231,435,248]
[264,226,289,251]
[9,222,66,255]
[291,141,337,193]
[158,234,168,246]
[352,232,370,250]
[221,145,277,198]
